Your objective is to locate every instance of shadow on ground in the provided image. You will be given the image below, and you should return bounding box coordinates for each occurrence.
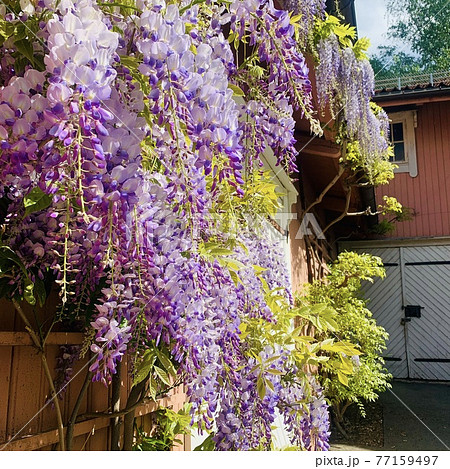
[380,380,450,451]
[330,380,450,452]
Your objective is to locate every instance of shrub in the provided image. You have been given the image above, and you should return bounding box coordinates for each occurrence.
[303,251,392,429]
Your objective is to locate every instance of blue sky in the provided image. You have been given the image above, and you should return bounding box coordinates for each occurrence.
[354,0,390,55]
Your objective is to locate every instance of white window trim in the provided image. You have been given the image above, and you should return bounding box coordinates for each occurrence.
[389,110,418,178]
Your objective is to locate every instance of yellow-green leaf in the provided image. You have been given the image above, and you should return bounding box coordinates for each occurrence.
[337,371,349,386]
[228,84,245,97]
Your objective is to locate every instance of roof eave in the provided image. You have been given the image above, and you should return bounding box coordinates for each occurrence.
[374,86,450,106]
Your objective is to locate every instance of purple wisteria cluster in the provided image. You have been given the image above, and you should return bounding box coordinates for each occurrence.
[279,377,330,451]
[229,0,321,171]
[280,0,326,46]
[0,0,336,451]
[315,33,391,167]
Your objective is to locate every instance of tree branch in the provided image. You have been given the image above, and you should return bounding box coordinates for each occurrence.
[110,361,122,450]
[322,187,352,235]
[12,299,66,451]
[346,206,380,217]
[78,377,183,421]
[299,165,345,225]
[122,377,148,451]
[66,369,93,450]
[80,398,155,420]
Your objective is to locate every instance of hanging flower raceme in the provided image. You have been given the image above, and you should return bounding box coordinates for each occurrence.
[226,0,321,171]
[136,2,244,196]
[315,32,391,168]
[280,0,327,47]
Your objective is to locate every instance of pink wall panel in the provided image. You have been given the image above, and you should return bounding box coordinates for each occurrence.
[376,101,450,238]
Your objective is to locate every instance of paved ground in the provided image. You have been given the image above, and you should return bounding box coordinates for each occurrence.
[331,380,450,452]
[380,380,450,451]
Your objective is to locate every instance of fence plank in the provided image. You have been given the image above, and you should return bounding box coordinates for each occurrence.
[0,332,84,346]
[0,400,161,450]
[0,347,13,442]
[7,346,43,439]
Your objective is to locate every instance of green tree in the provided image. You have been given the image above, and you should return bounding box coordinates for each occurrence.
[371,0,450,74]
[387,0,450,70]
[370,46,422,80]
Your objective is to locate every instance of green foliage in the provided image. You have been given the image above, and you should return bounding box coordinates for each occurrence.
[239,273,363,404]
[339,136,396,188]
[314,14,356,48]
[379,196,403,215]
[208,169,284,238]
[370,47,423,80]
[24,188,53,216]
[133,404,193,451]
[193,433,216,451]
[386,0,450,71]
[132,343,178,399]
[313,14,370,60]
[303,252,391,419]
[370,205,415,236]
[369,219,397,236]
[0,245,47,307]
[0,5,49,75]
[371,1,450,76]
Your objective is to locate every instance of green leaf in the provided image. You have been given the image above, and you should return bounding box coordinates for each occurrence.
[24,187,52,215]
[266,368,283,375]
[97,2,142,12]
[323,316,338,331]
[13,24,27,42]
[228,84,245,97]
[239,323,247,334]
[229,269,243,286]
[148,375,157,400]
[0,246,27,276]
[265,378,275,393]
[337,371,349,386]
[156,348,177,377]
[221,257,246,272]
[34,277,47,307]
[252,265,267,275]
[227,32,236,44]
[322,340,361,355]
[119,55,140,71]
[292,335,315,344]
[133,363,152,386]
[209,248,235,256]
[23,279,36,306]
[309,304,328,315]
[154,365,171,386]
[14,39,35,66]
[193,434,216,451]
[133,351,156,386]
[257,377,266,399]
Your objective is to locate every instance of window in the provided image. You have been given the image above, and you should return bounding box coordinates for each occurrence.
[388,111,418,177]
[390,122,406,162]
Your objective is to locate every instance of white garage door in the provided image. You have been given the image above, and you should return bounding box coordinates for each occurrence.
[354,245,450,381]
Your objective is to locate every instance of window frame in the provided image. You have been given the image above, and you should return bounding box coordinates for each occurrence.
[388,110,418,177]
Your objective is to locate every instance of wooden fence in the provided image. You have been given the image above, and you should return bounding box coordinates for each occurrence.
[0,298,187,451]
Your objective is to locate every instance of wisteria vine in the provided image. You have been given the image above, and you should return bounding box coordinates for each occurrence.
[0,0,392,451]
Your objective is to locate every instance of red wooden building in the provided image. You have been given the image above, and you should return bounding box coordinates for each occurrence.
[344,72,450,381]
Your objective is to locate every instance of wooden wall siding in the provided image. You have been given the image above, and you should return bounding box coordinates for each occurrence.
[0,299,186,451]
[376,101,450,238]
